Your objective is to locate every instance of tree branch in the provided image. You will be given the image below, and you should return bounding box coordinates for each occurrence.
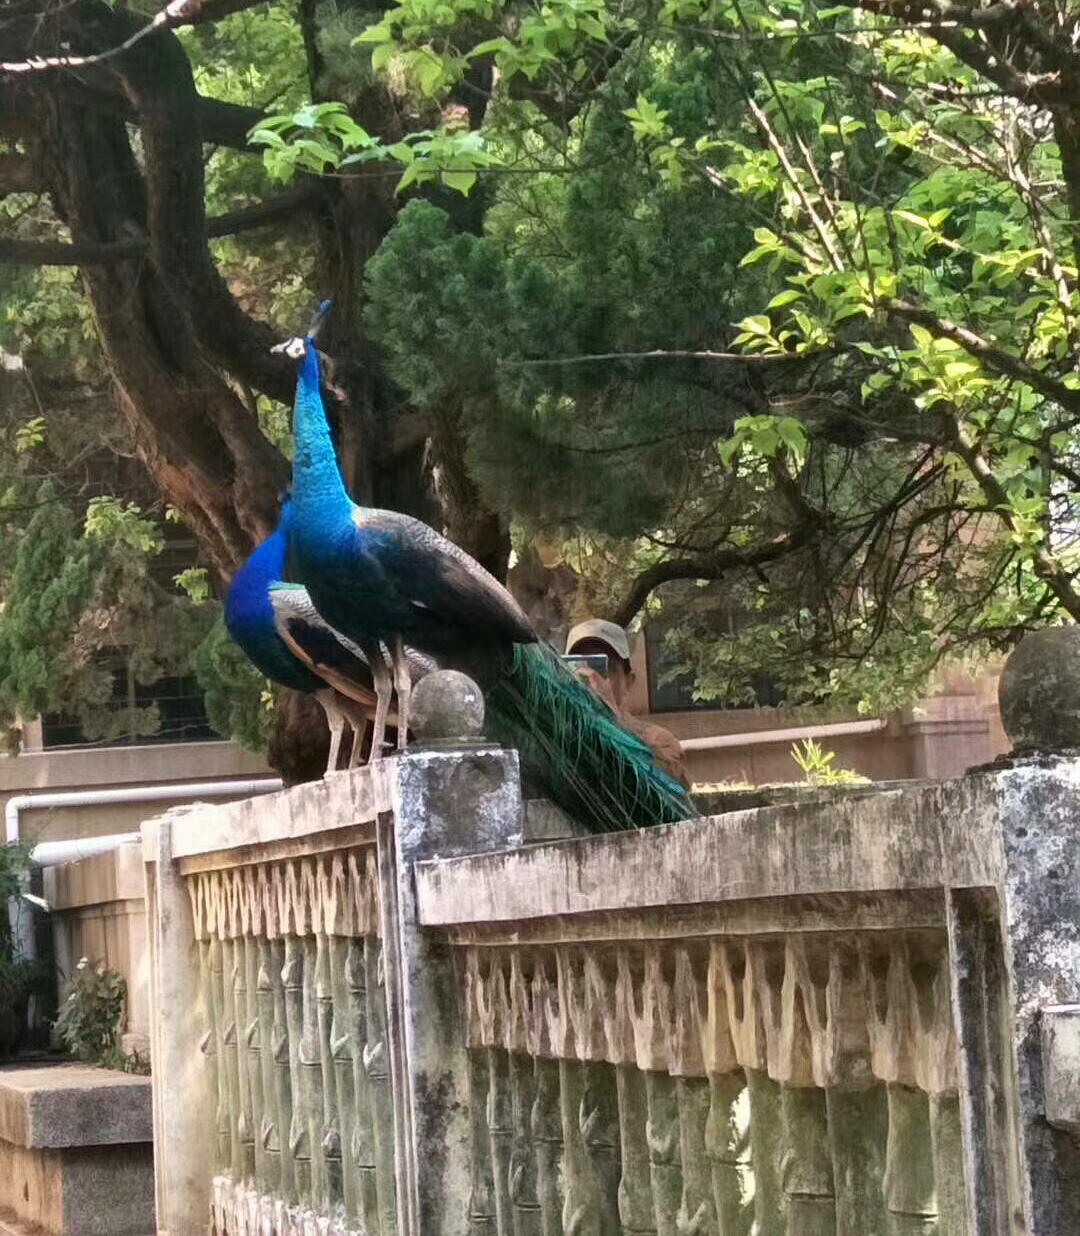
[612,526,816,626]
[882,297,1080,414]
[0,186,321,265]
[948,416,1080,620]
[0,0,267,76]
[503,347,837,367]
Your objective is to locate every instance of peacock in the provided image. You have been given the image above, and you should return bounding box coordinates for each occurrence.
[280,311,696,832]
[225,499,433,773]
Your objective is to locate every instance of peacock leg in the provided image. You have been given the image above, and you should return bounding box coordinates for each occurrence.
[315,690,345,776]
[364,642,393,764]
[391,636,411,753]
[339,700,372,770]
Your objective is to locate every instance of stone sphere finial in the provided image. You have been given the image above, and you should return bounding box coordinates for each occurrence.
[409,670,486,747]
[999,626,1080,752]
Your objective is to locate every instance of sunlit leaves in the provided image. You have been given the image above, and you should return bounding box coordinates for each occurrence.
[250,101,496,193]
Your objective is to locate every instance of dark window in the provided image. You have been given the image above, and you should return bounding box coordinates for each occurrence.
[41,670,215,749]
[644,619,787,713]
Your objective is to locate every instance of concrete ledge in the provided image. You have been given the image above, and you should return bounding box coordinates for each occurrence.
[415,774,1005,927]
[0,1065,152,1149]
[44,843,144,911]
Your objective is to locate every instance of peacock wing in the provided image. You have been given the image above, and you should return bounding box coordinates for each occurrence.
[354,508,535,645]
[269,584,379,710]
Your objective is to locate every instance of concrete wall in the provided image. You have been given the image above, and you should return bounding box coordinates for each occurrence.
[140,745,1080,1236]
[0,1064,154,1236]
[620,632,1009,786]
[2,740,271,846]
[43,844,149,1059]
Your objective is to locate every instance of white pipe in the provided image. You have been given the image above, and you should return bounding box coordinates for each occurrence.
[31,832,140,868]
[6,777,281,962]
[5,778,282,847]
[680,717,887,752]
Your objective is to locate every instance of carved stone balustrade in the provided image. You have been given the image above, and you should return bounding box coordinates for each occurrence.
[142,657,1080,1236]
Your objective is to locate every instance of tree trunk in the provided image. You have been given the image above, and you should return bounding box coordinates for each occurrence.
[6,0,514,782]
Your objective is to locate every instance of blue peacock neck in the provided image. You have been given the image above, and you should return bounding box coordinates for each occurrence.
[291,339,352,522]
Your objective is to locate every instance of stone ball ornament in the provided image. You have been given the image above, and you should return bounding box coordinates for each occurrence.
[409,670,486,745]
[999,625,1080,752]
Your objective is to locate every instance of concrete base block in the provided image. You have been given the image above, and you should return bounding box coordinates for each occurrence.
[0,1065,154,1236]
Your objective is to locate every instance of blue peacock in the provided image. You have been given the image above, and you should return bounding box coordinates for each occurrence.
[225,499,433,774]
[277,307,696,832]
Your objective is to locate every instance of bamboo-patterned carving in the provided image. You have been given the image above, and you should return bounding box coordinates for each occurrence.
[457,929,966,1236]
[300,934,328,1209]
[197,939,226,1173]
[315,933,342,1212]
[459,933,956,1093]
[470,1050,497,1236]
[256,941,281,1197]
[744,1070,783,1236]
[561,1059,602,1236]
[365,935,397,1235]
[208,937,231,1173]
[645,1071,681,1236]
[580,1062,622,1235]
[704,1073,752,1236]
[676,1078,716,1236]
[826,1083,888,1236]
[508,1051,542,1236]
[194,842,386,1236]
[282,936,311,1206]
[779,1085,835,1236]
[489,1047,515,1236]
[269,938,296,1206]
[929,1094,967,1236]
[615,1067,654,1236]
[532,1057,564,1236]
[189,848,380,943]
[883,1083,937,1234]
[243,935,266,1190]
[344,938,378,1230]
[330,935,358,1227]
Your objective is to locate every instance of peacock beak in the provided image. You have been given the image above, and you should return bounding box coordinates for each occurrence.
[271,337,306,360]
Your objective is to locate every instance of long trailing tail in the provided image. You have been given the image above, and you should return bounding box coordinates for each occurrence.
[480,641,697,833]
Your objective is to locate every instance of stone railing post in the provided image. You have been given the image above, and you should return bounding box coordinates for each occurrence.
[144,806,217,1236]
[947,627,1080,1236]
[378,670,524,1236]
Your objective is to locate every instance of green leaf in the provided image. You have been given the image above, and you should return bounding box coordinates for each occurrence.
[766,289,802,309]
[441,169,477,193]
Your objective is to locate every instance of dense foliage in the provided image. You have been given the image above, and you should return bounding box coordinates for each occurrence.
[5,0,1080,748]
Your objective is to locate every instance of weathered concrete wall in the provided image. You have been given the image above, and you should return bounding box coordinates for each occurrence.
[43,843,149,1058]
[4,740,270,845]
[137,659,1080,1236]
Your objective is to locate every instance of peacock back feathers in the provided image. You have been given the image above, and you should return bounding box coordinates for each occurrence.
[477,641,697,833]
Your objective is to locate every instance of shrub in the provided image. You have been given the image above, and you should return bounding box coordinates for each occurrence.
[54,958,128,1068]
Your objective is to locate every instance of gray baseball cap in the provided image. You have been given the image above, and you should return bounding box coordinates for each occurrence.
[565,619,631,663]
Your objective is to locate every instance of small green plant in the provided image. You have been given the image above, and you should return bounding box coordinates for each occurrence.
[791,738,869,787]
[54,958,128,1068]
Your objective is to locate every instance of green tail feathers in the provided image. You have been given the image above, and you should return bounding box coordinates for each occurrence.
[481,642,697,833]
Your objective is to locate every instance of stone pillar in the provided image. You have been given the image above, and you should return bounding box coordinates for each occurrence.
[143,807,217,1236]
[377,670,524,1236]
[949,628,1080,1236]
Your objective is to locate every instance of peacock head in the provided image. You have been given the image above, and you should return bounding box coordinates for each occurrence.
[270,298,333,362]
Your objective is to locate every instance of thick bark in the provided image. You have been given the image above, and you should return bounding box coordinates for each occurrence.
[34,83,288,571]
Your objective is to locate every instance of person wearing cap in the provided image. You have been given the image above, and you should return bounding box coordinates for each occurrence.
[565,619,690,789]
